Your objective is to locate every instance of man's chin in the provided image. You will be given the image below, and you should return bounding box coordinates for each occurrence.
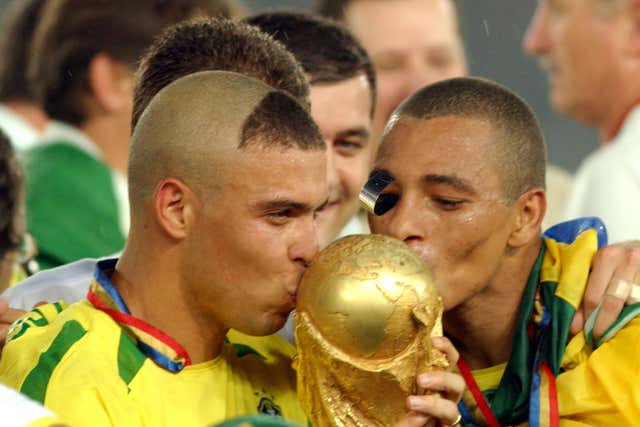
[236,312,291,337]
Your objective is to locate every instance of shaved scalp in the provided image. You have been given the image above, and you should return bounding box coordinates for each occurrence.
[389,77,546,202]
[128,71,324,208]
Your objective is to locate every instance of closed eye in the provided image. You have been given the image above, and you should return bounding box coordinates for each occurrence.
[433,198,465,210]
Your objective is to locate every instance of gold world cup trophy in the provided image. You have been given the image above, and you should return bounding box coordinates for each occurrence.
[294,234,448,427]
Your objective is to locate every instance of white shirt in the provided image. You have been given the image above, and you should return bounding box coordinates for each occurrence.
[0,104,40,151]
[564,106,640,243]
[543,164,573,231]
[337,209,370,238]
[2,258,97,311]
[0,383,60,427]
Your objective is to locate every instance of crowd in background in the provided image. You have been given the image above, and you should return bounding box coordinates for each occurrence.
[0,0,639,426]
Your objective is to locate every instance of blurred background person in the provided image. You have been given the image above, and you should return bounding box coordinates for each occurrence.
[318,0,574,230]
[22,0,234,270]
[0,0,49,151]
[525,0,640,243]
[0,130,25,292]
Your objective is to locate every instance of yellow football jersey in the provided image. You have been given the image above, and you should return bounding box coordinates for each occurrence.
[0,259,306,427]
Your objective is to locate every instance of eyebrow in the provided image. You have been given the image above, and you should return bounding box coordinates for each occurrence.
[256,197,329,213]
[423,174,477,195]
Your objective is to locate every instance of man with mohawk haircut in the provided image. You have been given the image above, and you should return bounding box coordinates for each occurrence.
[0,71,326,427]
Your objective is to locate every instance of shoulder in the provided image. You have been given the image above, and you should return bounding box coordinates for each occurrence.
[23,142,101,171]
[23,142,112,197]
[0,301,122,397]
[575,132,639,185]
[0,301,134,425]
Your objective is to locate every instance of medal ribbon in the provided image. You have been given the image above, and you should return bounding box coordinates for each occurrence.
[87,258,191,372]
[457,218,607,426]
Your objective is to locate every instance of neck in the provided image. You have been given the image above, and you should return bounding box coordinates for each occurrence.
[596,75,640,143]
[444,240,541,370]
[4,100,48,132]
[82,116,130,176]
[599,97,640,143]
[112,236,227,364]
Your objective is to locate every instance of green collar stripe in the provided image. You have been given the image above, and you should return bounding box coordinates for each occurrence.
[117,331,146,386]
[484,244,578,423]
[232,343,266,360]
[223,336,266,360]
[21,320,87,403]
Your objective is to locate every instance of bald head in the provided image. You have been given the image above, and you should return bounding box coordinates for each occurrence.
[128,71,324,208]
[387,77,546,202]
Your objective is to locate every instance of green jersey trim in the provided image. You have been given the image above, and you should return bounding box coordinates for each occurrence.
[117,330,147,387]
[21,320,87,403]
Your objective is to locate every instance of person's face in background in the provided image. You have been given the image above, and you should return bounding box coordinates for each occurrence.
[343,0,467,144]
[310,74,373,248]
[523,0,629,127]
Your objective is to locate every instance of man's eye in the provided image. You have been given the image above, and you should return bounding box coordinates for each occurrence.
[374,54,405,72]
[434,198,464,210]
[427,53,454,70]
[267,210,291,223]
[335,140,363,154]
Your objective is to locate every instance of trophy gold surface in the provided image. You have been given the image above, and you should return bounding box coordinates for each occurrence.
[294,234,447,427]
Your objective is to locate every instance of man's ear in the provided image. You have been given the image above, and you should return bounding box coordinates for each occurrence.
[87,53,133,114]
[508,187,546,248]
[154,178,196,240]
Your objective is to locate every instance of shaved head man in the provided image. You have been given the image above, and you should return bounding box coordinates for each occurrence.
[0,71,326,426]
[368,77,640,425]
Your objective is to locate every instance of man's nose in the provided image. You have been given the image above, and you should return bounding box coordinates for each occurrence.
[523,2,552,56]
[386,194,426,244]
